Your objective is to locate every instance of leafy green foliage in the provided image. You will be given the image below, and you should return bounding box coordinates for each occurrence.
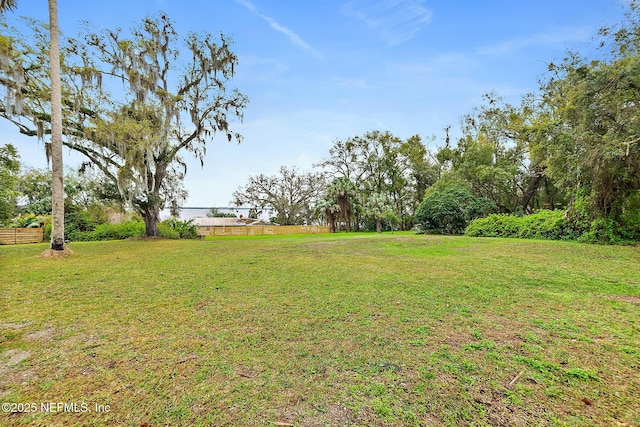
[9,213,49,228]
[15,168,52,215]
[74,220,145,241]
[363,192,396,233]
[0,14,247,236]
[436,93,555,214]
[530,2,640,236]
[321,176,361,232]
[465,213,521,237]
[159,218,199,239]
[465,210,574,240]
[415,185,497,234]
[319,131,437,230]
[465,209,640,243]
[63,210,95,241]
[60,218,199,241]
[233,166,324,225]
[0,143,20,225]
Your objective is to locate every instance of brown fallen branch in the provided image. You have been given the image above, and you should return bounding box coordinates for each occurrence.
[507,370,525,388]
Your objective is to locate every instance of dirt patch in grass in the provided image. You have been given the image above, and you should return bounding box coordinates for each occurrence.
[299,404,358,426]
[0,350,36,399]
[0,322,30,330]
[606,295,640,305]
[473,386,529,426]
[1,349,31,366]
[23,327,55,342]
[39,247,74,258]
[273,403,358,427]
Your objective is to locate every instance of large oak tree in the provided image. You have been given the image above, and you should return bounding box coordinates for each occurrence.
[0,14,247,236]
[233,166,325,225]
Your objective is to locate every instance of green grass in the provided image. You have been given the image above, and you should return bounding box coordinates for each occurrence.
[1,233,639,426]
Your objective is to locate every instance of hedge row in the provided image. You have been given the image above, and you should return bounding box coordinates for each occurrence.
[47,218,199,241]
[464,210,639,244]
[464,210,580,241]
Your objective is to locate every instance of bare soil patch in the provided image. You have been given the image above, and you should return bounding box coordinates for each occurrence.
[606,295,640,305]
[39,247,74,258]
[23,327,55,342]
[2,349,31,367]
[0,350,35,400]
[0,322,30,330]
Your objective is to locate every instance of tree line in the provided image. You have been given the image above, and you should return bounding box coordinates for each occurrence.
[234,2,640,242]
[1,2,639,243]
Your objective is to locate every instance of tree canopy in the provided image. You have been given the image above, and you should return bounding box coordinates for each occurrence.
[232,166,325,225]
[0,13,247,236]
[0,143,19,224]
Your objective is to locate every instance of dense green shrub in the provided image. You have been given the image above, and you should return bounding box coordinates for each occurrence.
[78,220,146,241]
[160,218,199,239]
[466,209,639,244]
[64,210,96,241]
[415,185,497,234]
[44,223,51,241]
[464,213,521,237]
[66,218,199,241]
[577,218,627,244]
[9,214,49,228]
[619,190,640,242]
[518,210,572,240]
[158,222,180,239]
[465,210,570,240]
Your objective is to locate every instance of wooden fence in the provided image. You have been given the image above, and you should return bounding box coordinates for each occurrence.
[197,225,330,237]
[0,228,45,245]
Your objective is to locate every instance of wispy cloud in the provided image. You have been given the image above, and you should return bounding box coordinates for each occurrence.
[476,26,592,56]
[234,0,323,59]
[341,0,432,47]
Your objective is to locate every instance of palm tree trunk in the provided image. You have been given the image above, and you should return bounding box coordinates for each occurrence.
[48,0,64,250]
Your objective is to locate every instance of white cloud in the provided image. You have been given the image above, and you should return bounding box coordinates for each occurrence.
[341,0,433,46]
[233,0,258,13]
[233,0,323,59]
[475,26,592,56]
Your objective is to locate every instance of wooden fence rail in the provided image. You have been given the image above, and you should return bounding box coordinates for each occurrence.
[0,228,45,245]
[197,225,330,237]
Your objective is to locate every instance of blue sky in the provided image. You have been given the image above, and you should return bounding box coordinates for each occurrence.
[1,0,628,207]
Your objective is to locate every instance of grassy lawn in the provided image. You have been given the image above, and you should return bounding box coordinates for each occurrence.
[1,233,639,426]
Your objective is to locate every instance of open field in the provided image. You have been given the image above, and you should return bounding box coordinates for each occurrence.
[1,233,639,426]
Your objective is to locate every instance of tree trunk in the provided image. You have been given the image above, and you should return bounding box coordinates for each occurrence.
[327,212,336,233]
[143,205,160,237]
[521,164,546,214]
[376,218,382,233]
[48,0,64,251]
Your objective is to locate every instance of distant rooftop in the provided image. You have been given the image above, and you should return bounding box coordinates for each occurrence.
[191,217,273,227]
